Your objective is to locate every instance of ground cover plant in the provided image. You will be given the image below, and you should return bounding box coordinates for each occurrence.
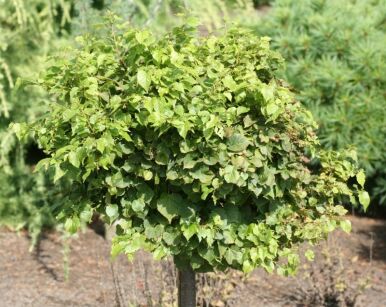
[255,0,386,206]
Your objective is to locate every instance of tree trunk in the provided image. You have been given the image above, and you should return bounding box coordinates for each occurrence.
[178,267,196,307]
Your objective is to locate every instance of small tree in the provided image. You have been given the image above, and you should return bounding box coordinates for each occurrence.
[14,18,369,306]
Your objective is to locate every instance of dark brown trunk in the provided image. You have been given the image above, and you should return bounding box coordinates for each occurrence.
[178,267,196,307]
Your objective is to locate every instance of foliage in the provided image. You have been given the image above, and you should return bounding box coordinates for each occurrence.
[255,0,386,205]
[0,0,255,242]
[16,19,368,274]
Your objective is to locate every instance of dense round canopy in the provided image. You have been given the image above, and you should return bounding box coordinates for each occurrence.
[19,21,368,274]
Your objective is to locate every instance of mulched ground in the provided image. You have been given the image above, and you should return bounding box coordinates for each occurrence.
[1,215,386,307]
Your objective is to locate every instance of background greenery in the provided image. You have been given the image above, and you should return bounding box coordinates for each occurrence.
[255,0,386,206]
[0,0,74,244]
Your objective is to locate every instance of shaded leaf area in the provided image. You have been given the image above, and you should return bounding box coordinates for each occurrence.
[21,21,367,274]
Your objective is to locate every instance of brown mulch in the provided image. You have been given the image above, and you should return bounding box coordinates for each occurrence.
[1,215,386,307]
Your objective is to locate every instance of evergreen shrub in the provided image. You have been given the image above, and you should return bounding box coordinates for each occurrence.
[255,0,386,205]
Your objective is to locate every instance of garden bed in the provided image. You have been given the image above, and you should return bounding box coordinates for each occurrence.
[1,215,385,306]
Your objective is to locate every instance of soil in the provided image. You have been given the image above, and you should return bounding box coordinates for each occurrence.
[1,215,386,307]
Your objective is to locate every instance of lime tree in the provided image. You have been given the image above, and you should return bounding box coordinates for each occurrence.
[14,18,369,306]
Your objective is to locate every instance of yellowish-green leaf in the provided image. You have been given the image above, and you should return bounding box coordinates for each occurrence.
[356,170,365,187]
[137,69,150,91]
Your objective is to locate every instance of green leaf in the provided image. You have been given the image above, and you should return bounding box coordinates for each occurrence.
[182,223,198,241]
[142,170,153,181]
[144,223,163,239]
[68,151,80,168]
[356,170,365,187]
[163,228,179,245]
[131,198,146,213]
[96,137,108,153]
[65,216,80,234]
[242,260,254,273]
[54,164,66,183]
[137,69,150,91]
[260,83,275,102]
[225,247,242,265]
[224,92,232,101]
[80,206,93,223]
[124,233,146,255]
[11,122,27,140]
[34,158,51,172]
[135,30,154,46]
[110,172,132,188]
[182,154,196,169]
[358,190,370,211]
[157,193,186,223]
[153,247,167,260]
[155,148,169,165]
[172,119,191,139]
[223,75,237,91]
[265,102,279,115]
[189,166,214,184]
[340,220,351,234]
[136,183,154,203]
[227,133,249,152]
[106,204,119,220]
[198,246,216,263]
[111,241,126,259]
[63,109,77,121]
[223,165,240,184]
[110,95,122,111]
[157,194,179,223]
